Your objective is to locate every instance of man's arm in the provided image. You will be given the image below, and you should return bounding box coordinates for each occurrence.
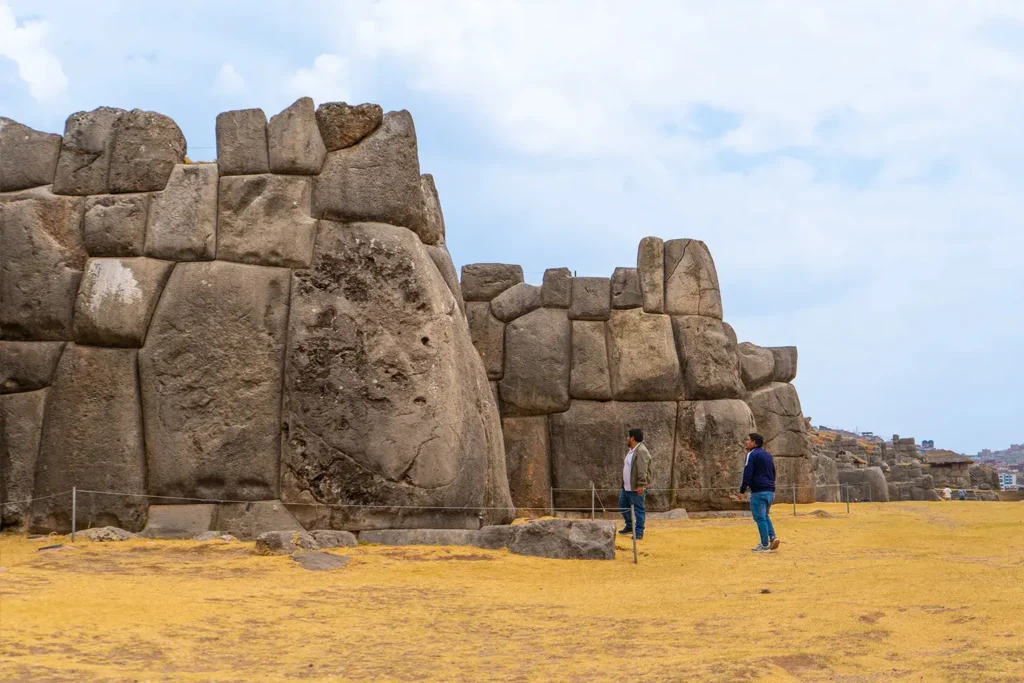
[636,448,651,492]
[739,451,754,494]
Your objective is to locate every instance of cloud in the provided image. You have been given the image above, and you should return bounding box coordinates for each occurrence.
[0,1,67,102]
[288,53,350,104]
[214,62,246,96]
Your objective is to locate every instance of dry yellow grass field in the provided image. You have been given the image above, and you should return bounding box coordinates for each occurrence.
[1,502,1022,682]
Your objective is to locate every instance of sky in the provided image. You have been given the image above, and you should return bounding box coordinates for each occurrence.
[2,1,1021,454]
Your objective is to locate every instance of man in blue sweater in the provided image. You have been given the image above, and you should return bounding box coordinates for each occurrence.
[738,433,781,552]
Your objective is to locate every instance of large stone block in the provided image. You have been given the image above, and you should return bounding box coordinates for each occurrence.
[215,501,304,541]
[72,258,173,347]
[461,263,524,302]
[502,416,551,516]
[637,236,664,314]
[606,308,682,401]
[812,454,841,503]
[769,346,799,382]
[541,267,572,308]
[83,194,149,257]
[139,505,217,539]
[506,519,615,560]
[0,342,65,393]
[139,261,290,501]
[673,399,756,509]
[359,529,483,547]
[837,467,889,503]
[52,107,125,196]
[108,109,187,193]
[268,97,327,175]
[280,220,512,530]
[215,108,270,176]
[663,239,723,318]
[569,277,611,321]
[466,301,505,380]
[570,320,612,400]
[490,283,542,322]
[499,307,571,416]
[217,174,317,268]
[418,174,445,245]
[31,345,147,532]
[0,389,47,530]
[0,118,61,192]
[611,267,643,309]
[549,400,676,512]
[737,342,775,391]
[424,244,464,314]
[671,316,744,400]
[313,111,425,233]
[144,164,218,261]
[316,102,384,151]
[0,188,85,340]
[773,456,815,504]
[745,382,812,459]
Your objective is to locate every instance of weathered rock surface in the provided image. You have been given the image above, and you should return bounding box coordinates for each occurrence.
[108,109,187,193]
[770,346,799,382]
[52,107,124,195]
[280,220,512,530]
[217,174,317,268]
[637,236,664,314]
[570,321,612,400]
[606,309,682,401]
[647,508,689,520]
[745,383,812,458]
[0,342,65,393]
[502,416,551,515]
[31,345,147,532]
[145,164,218,261]
[0,118,61,191]
[466,302,505,380]
[194,531,237,542]
[499,308,571,416]
[255,530,318,555]
[812,454,840,503]
[569,277,611,321]
[0,390,47,529]
[490,283,542,322]
[737,342,775,391]
[215,108,270,176]
[315,102,383,151]
[424,244,464,314]
[359,529,484,546]
[549,401,675,511]
[313,111,425,233]
[418,174,445,245]
[139,505,216,539]
[722,322,738,346]
[218,501,305,541]
[81,526,136,542]
[0,188,85,340]
[73,258,173,347]
[268,97,326,175]
[673,400,756,509]
[309,530,358,548]
[140,262,289,501]
[506,519,615,560]
[611,267,643,309]
[541,268,572,308]
[672,316,744,400]
[838,467,889,503]
[461,263,524,302]
[83,194,149,257]
[292,552,350,571]
[663,239,723,318]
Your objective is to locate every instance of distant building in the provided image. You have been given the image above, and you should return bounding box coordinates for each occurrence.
[921,439,935,451]
[999,473,1018,490]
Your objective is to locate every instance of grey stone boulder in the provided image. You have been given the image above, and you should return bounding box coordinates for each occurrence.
[424,244,464,314]
[737,342,775,391]
[0,188,85,340]
[217,501,305,541]
[255,530,318,555]
[72,258,173,347]
[673,399,756,509]
[139,505,216,539]
[722,322,738,346]
[316,102,384,151]
[499,307,571,416]
[672,316,744,400]
[313,110,425,233]
[466,302,505,379]
[461,263,524,302]
[215,108,270,176]
[502,416,551,515]
[606,309,683,401]
[490,283,542,322]
[745,382,812,458]
[569,277,611,321]
[769,346,799,382]
[81,526,136,542]
[541,267,572,308]
[83,194,149,257]
[924,489,941,502]
[774,456,816,504]
[570,321,612,400]
[31,345,147,533]
[0,342,65,393]
[0,390,47,530]
[268,97,326,174]
[140,262,290,501]
[194,532,237,542]
[812,454,841,503]
[217,174,317,268]
[359,529,483,546]
[418,174,445,245]
[309,530,358,549]
[506,519,615,560]
[0,117,61,191]
[478,524,517,550]
[292,552,350,571]
[663,239,723,318]
[611,267,643,309]
[145,164,218,261]
[108,109,187,193]
[637,236,664,313]
[52,107,125,195]
[648,508,689,520]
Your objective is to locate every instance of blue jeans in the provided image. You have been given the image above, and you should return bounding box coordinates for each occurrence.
[619,489,646,536]
[750,491,776,547]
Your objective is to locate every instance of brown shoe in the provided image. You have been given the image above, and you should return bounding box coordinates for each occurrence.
[769,537,780,550]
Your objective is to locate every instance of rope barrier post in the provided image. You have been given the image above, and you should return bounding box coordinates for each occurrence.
[631,504,638,565]
[549,487,555,518]
[845,484,850,514]
[590,482,595,520]
[71,486,77,543]
[792,483,797,516]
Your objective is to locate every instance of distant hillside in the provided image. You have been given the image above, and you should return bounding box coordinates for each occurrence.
[974,444,1024,465]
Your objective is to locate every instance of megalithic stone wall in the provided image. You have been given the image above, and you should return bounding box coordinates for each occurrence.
[0,99,513,533]
[464,239,816,512]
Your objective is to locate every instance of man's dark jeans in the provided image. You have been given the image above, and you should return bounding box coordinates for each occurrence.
[750,491,776,547]
[619,489,646,536]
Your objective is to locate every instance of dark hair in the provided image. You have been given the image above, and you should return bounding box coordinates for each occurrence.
[628,428,644,442]
[748,433,764,448]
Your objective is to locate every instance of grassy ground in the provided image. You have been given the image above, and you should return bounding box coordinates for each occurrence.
[1,502,1022,682]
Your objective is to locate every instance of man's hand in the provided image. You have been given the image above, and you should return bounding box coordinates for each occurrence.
[733,491,745,502]
[637,487,645,496]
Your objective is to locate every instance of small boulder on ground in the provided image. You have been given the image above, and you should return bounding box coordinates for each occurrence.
[254,530,318,556]
[292,552,351,571]
[506,520,615,560]
[193,531,237,542]
[80,526,135,542]
[309,530,358,548]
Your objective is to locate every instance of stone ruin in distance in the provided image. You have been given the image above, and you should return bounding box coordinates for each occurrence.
[0,98,813,536]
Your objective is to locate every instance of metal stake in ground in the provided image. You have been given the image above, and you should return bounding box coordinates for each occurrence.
[631,504,638,565]
[591,482,595,520]
[71,486,77,543]
[846,484,850,514]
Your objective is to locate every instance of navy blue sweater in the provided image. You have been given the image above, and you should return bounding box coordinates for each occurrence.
[740,447,776,494]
